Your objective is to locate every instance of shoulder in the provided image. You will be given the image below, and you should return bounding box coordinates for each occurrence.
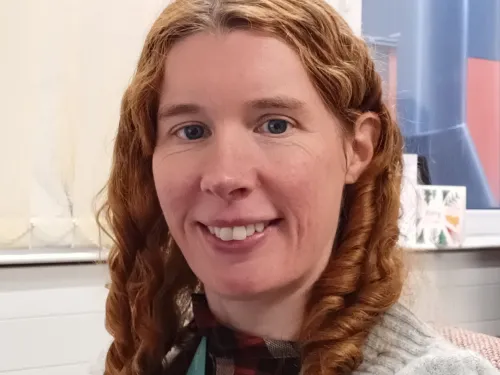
[397,349,499,375]
[356,302,499,375]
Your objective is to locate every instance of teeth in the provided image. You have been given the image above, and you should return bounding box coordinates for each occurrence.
[232,226,247,240]
[246,224,255,236]
[219,227,233,241]
[207,222,269,241]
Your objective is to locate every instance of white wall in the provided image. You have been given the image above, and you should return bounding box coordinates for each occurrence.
[0,265,111,375]
[416,249,500,336]
[327,0,363,35]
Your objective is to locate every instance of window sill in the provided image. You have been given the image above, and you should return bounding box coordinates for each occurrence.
[408,235,500,252]
[0,248,108,266]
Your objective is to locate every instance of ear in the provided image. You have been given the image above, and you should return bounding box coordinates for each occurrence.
[344,112,381,184]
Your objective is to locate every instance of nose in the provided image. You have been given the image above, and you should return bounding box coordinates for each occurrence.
[199,135,258,202]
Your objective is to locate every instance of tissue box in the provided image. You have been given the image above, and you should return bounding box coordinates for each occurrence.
[416,185,467,248]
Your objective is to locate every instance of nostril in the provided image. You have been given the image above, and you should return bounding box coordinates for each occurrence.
[228,187,251,200]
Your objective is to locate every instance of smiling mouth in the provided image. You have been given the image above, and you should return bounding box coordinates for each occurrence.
[205,220,280,241]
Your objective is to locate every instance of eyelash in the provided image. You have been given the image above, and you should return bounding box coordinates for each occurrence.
[171,117,296,141]
[173,123,211,141]
[257,118,294,135]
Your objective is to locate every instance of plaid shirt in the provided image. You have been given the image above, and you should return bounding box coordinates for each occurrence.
[178,293,301,375]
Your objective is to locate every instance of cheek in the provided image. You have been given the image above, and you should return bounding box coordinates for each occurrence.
[313,146,346,231]
[271,137,346,209]
[285,166,344,232]
[152,152,192,229]
[271,138,346,246]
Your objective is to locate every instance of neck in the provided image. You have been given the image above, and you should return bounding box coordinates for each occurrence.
[205,288,308,340]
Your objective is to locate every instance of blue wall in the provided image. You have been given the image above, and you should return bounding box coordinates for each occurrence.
[362,0,500,61]
[468,0,500,60]
[362,0,499,208]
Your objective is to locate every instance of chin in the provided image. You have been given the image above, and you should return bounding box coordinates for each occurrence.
[208,275,281,300]
[213,275,299,302]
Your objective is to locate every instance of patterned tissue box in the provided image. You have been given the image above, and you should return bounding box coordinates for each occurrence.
[415,185,467,248]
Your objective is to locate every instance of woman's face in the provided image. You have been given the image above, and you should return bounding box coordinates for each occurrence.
[153,30,361,299]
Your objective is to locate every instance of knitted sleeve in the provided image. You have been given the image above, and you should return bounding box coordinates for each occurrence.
[396,349,500,375]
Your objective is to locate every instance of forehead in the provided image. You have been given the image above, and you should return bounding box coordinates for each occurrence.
[160,30,322,107]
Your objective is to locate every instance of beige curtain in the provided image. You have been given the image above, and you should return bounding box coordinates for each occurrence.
[0,0,361,250]
[0,0,168,249]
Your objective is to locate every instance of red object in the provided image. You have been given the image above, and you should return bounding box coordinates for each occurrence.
[467,58,500,204]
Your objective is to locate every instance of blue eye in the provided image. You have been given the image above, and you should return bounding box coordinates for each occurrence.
[262,119,290,134]
[176,124,208,140]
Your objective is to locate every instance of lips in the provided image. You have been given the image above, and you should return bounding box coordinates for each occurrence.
[207,222,269,241]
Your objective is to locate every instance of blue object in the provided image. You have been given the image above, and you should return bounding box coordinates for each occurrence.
[187,337,207,375]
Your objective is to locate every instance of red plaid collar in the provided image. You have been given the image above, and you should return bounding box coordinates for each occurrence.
[191,294,301,360]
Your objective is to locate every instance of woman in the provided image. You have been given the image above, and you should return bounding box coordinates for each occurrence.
[98,0,498,374]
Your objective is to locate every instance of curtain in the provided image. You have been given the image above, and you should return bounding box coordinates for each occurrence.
[0,0,168,249]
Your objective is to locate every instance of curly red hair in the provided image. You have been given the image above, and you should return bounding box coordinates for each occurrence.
[97,1,405,374]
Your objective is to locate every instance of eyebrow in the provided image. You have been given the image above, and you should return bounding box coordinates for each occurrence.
[157,95,305,120]
[157,103,201,121]
[247,96,305,111]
